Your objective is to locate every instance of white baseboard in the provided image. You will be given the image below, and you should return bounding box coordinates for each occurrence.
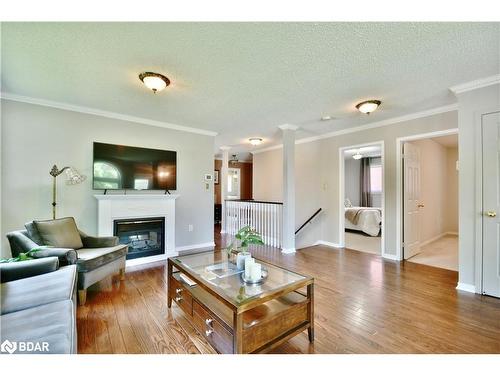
[382,253,399,261]
[126,253,174,267]
[313,240,342,248]
[176,242,215,252]
[445,231,459,236]
[456,282,476,293]
[281,247,296,254]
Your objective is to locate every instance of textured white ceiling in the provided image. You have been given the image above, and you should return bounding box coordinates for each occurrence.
[1,22,499,154]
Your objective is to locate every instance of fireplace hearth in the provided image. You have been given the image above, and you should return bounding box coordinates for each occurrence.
[114,217,165,260]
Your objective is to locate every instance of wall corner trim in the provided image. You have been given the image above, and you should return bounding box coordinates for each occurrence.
[449,74,500,95]
[0,92,218,137]
[456,282,476,294]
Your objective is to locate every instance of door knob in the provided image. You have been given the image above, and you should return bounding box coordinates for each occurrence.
[486,211,497,217]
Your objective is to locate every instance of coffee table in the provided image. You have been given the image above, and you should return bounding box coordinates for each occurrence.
[167,251,314,354]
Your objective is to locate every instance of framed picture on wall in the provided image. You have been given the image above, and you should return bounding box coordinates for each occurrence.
[214,170,219,184]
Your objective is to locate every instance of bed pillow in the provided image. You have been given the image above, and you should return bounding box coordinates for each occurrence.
[34,217,83,249]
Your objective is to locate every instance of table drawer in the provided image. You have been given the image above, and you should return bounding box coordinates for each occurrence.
[170,276,193,317]
[192,300,233,354]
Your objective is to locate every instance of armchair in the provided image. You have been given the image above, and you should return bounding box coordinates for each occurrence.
[6,217,128,305]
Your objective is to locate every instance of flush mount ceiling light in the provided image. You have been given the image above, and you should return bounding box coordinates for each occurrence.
[352,151,363,160]
[356,100,381,114]
[249,137,263,146]
[321,115,333,121]
[139,72,171,93]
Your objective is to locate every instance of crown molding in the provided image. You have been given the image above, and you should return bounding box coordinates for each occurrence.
[252,103,458,154]
[0,92,218,137]
[449,74,500,95]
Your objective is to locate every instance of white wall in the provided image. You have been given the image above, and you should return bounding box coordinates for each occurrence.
[344,158,361,206]
[1,100,215,257]
[253,110,458,254]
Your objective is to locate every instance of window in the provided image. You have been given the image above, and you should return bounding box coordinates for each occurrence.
[93,162,122,189]
[370,164,382,193]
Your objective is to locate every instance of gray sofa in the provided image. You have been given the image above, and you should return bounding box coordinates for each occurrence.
[6,218,128,305]
[0,257,77,354]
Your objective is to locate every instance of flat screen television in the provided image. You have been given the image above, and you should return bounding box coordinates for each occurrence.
[93,142,177,191]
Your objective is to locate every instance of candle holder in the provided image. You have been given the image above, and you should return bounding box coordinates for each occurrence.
[241,267,268,285]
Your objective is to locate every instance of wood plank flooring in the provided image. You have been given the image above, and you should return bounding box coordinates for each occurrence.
[77,230,500,354]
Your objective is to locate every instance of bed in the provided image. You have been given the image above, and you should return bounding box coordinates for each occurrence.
[345,207,382,237]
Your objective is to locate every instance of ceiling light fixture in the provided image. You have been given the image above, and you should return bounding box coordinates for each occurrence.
[356,100,381,114]
[139,72,171,93]
[321,115,333,121]
[352,151,363,160]
[249,137,263,146]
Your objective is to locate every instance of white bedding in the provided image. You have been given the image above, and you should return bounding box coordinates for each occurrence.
[345,207,382,237]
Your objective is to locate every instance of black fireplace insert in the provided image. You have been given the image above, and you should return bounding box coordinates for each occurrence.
[113,217,165,260]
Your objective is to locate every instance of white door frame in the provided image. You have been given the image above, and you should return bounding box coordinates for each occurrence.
[395,128,458,261]
[338,140,386,258]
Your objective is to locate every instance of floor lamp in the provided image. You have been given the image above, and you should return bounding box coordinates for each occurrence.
[50,165,86,219]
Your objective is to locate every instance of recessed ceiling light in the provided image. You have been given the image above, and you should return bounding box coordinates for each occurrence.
[352,151,363,160]
[356,100,381,114]
[321,115,333,121]
[249,138,263,146]
[139,72,171,93]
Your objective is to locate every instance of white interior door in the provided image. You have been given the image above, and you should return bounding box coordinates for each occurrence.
[227,168,241,199]
[403,142,422,259]
[482,111,500,298]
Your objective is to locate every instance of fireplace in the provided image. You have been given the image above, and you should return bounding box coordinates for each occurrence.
[113,217,165,260]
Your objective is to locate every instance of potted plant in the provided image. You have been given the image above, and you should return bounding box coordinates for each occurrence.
[225,226,264,269]
[0,247,43,263]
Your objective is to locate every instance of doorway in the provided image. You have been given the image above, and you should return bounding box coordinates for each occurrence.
[398,130,459,271]
[339,142,384,255]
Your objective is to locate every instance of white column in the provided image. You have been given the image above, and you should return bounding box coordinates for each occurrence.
[279,124,298,253]
[220,146,231,234]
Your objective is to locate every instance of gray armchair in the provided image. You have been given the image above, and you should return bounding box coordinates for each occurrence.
[6,217,128,305]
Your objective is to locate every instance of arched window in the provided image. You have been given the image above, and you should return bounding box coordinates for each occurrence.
[93,161,122,189]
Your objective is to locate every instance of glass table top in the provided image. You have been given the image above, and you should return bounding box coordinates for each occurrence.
[172,251,308,306]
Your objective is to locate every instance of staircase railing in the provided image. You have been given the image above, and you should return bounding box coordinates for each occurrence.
[225,200,283,247]
[295,208,322,235]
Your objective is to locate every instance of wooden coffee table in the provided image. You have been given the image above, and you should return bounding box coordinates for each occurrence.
[167,251,314,354]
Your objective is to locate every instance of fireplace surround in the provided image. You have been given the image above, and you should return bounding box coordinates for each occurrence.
[95,194,179,265]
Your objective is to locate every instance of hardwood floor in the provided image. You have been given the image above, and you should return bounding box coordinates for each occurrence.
[77,228,500,354]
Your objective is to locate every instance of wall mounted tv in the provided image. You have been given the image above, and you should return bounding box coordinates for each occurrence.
[93,142,177,191]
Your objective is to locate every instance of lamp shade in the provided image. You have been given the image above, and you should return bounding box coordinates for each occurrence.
[65,167,86,185]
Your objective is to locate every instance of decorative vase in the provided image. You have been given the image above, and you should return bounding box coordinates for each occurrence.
[236,251,252,270]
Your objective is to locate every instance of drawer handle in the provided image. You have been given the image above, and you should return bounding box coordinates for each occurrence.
[175,288,183,294]
[205,318,213,326]
[175,296,183,302]
[205,329,213,337]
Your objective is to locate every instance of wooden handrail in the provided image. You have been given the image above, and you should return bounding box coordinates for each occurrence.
[295,208,322,235]
[224,199,283,205]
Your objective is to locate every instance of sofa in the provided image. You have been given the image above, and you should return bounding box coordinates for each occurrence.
[6,217,128,305]
[0,257,77,354]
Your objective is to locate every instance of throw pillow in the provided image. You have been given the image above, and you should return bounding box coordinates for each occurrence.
[34,217,83,249]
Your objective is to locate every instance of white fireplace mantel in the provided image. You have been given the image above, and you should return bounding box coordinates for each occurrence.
[94,194,179,264]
